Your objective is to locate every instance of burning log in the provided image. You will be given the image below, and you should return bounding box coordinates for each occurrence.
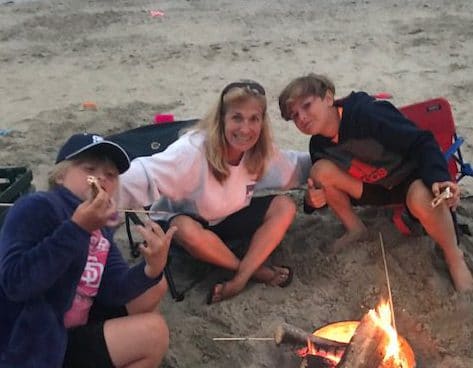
[274,322,347,350]
[337,313,389,368]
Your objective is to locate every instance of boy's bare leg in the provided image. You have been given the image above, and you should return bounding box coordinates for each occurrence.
[406,180,473,292]
[311,160,368,252]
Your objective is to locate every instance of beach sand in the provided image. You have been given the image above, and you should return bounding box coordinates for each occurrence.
[1,0,472,367]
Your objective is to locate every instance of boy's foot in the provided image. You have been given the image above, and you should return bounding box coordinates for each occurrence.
[328,227,368,254]
[446,253,473,292]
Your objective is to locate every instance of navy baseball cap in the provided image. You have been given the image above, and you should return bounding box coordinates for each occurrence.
[56,133,130,174]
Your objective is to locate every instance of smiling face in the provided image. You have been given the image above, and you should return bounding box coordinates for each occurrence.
[289,92,334,136]
[223,97,264,164]
[57,157,119,200]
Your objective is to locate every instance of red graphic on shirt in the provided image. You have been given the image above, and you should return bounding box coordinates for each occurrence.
[347,159,388,183]
[64,230,110,328]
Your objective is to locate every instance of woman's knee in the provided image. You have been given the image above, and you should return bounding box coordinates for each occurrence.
[267,195,297,221]
[170,215,203,245]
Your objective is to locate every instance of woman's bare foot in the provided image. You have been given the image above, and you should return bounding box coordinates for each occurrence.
[206,265,294,304]
[253,265,293,287]
[328,226,368,254]
[207,279,245,305]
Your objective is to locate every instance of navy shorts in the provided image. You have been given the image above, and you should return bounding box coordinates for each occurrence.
[160,195,277,244]
[63,303,128,368]
[352,176,418,206]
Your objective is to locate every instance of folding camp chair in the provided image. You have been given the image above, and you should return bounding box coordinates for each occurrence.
[107,118,203,302]
[0,167,34,228]
[391,97,473,235]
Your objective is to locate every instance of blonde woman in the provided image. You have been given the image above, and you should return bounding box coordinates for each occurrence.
[120,80,311,303]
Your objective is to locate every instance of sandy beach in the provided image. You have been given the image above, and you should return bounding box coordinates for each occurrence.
[1,0,473,367]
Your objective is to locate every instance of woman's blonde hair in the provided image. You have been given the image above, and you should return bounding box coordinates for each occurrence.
[196,80,273,183]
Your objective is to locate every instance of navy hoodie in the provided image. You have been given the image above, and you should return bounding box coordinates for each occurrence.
[0,186,162,367]
[309,92,450,189]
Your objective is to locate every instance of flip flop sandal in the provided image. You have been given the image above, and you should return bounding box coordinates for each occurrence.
[206,280,228,305]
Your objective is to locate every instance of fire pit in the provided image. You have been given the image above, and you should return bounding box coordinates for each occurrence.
[276,302,416,368]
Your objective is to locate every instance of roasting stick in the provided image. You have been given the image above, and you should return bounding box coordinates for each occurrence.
[212,337,274,341]
[116,208,165,215]
[379,232,397,332]
[0,202,159,216]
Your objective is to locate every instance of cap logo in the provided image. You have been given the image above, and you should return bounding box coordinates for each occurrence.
[92,135,104,143]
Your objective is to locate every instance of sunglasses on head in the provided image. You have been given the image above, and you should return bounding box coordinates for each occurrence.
[220,82,266,100]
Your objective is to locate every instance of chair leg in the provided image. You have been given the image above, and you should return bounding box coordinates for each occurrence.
[164,263,184,302]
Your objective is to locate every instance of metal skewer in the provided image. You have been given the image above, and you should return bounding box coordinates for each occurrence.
[379,232,397,332]
[212,337,274,341]
[0,203,162,216]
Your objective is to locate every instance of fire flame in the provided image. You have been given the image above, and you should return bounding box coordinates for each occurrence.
[301,301,415,367]
[369,302,401,363]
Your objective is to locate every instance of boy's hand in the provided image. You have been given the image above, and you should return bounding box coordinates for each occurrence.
[432,181,460,210]
[305,178,327,208]
[135,221,177,279]
[72,186,117,232]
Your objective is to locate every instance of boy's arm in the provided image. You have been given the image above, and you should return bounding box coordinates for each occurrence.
[357,100,451,187]
[0,195,89,302]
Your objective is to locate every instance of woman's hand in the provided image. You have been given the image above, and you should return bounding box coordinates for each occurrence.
[135,221,177,279]
[305,178,327,208]
[432,181,460,210]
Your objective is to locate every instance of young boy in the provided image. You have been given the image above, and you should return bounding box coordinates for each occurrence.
[0,133,176,367]
[278,73,473,292]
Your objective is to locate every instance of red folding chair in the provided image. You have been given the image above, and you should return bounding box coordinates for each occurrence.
[391,97,473,235]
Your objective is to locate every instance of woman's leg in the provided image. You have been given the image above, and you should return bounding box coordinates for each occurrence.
[208,195,296,302]
[229,195,296,286]
[171,196,296,303]
[310,160,367,252]
[104,313,169,368]
[170,215,241,270]
[406,179,473,291]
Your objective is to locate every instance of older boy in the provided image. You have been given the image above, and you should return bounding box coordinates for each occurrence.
[279,73,473,292]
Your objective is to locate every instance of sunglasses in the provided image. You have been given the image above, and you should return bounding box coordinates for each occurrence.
[220,81,266,102]
[219,82,266,119]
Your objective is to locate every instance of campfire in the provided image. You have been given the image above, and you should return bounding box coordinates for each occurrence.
[275,301,416,368]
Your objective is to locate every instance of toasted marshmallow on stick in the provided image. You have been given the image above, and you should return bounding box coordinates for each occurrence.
[87,175,100,199]
[431,186,452,208]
